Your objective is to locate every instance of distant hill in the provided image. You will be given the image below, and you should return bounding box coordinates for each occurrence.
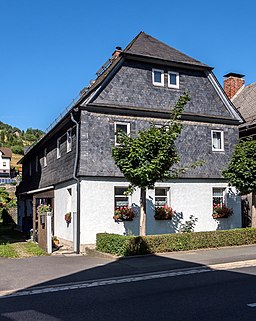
[0,121,44,155]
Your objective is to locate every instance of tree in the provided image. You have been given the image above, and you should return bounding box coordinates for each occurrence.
[223,138,256,194]
[112,94,190,236]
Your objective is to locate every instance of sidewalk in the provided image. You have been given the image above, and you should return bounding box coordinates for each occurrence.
[1,244,256,295]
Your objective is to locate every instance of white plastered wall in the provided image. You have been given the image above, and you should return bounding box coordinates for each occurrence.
[54,181,77,243]
[80,178,241,245]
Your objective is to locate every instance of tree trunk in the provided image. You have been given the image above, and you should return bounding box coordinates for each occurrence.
[140,187,146,236]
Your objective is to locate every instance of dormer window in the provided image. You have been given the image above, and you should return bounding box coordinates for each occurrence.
[152,68,164,87]
[168,71,179,88]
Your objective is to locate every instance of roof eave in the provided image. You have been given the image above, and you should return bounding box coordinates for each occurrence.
[123,52,214,71]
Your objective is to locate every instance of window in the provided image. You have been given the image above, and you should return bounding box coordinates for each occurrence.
[152,68,164,86]
[212,130,224,151]
[114,187,129,208]
[155,187,169,207]
[29,161,32,176]
[168,71,179,89]
[35,156,38,172]
[57,138,61,159]
[3,162,6,166]
[114,122,130,146]
[43,148,47,167]
[67,129,72,153]
[212,188,225,206]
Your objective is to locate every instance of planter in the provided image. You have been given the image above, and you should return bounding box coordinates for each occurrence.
[154,216,173,220]
[212,214,230,219]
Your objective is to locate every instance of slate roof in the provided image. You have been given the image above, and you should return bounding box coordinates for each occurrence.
[79,32,211,104]
[232,82,256,127]
[123,32,211,69]
[0,147,12,158]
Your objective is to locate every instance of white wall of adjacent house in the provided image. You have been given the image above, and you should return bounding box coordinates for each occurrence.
[79,178,241,245]
[54,181,77,247]
[0,153,10,173]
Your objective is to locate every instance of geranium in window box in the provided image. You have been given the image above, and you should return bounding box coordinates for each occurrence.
[212,204,233,219]
[154,205,175,220]
[113,206,135,222]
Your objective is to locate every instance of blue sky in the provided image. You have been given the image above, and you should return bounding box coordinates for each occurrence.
[0,0,255,131]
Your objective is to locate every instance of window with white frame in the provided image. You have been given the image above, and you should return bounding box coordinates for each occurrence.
[114,187,130,208]
[152,68,164,86]
[57,137,61,159]
[43,148,47,167]
[155,187,169,207]
[168,71,179,88]
[114,122,130,146]
[212,187,225,207]
[212,130,224,151]
[67,129,72,153]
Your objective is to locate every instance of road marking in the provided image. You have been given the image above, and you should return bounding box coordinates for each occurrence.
[247,303,256,308]
[2,258,256,299]
[0,267,211,299]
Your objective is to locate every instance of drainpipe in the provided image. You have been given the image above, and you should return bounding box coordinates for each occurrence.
[70,111,80,254]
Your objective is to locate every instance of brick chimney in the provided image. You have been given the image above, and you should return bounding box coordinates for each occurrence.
[112,46,122,59]
[224,73,245,100]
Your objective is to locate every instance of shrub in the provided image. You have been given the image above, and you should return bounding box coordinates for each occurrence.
[96,228,256,256]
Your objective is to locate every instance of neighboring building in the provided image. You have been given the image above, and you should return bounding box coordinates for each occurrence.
[224,73,256,227]
[0,147,12,184]
[17,32,243,252]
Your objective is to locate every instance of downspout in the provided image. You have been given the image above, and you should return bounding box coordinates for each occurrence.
[70,111,80,254]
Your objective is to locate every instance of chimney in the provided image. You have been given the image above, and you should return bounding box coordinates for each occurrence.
[112,46,122,59]
[224,73,245,100]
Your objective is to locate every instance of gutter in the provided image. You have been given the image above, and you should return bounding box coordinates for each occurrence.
[70,111,80,254]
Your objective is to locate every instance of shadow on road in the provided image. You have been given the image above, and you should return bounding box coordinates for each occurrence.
[1,247,256,321]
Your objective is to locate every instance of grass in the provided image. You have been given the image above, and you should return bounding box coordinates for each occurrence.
[0,222,47,258]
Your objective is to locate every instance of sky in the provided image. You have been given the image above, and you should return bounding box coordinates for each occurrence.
[0,0,255,131]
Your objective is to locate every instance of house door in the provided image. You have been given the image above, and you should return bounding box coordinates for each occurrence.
[33,190,54,252]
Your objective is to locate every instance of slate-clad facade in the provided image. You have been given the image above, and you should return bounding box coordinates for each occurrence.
[17,32,243,251]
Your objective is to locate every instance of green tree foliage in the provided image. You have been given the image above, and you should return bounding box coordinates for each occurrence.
[0,121,44,155]
[112,93,190,191]
[223,138,256,194]
[112,93,191,235]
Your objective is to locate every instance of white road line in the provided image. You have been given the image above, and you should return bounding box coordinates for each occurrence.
[0,267,211,299]
[247,303,256,308]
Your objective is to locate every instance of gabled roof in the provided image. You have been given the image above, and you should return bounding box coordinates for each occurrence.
[0,147,12,158]
[123,32,211,69]
[232,82,256,127]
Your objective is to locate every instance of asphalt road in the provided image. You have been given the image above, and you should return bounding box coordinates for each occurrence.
[1,265,256,321]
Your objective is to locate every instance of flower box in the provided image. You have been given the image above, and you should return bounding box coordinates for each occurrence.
[154,205,175,220]
[113,206,135,222]
[65,212,72,224]
[212,204,233,219]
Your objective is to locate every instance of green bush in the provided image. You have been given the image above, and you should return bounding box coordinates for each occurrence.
[96,228,256,256]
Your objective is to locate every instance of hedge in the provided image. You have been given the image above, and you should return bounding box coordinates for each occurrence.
[96,228,256,256]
